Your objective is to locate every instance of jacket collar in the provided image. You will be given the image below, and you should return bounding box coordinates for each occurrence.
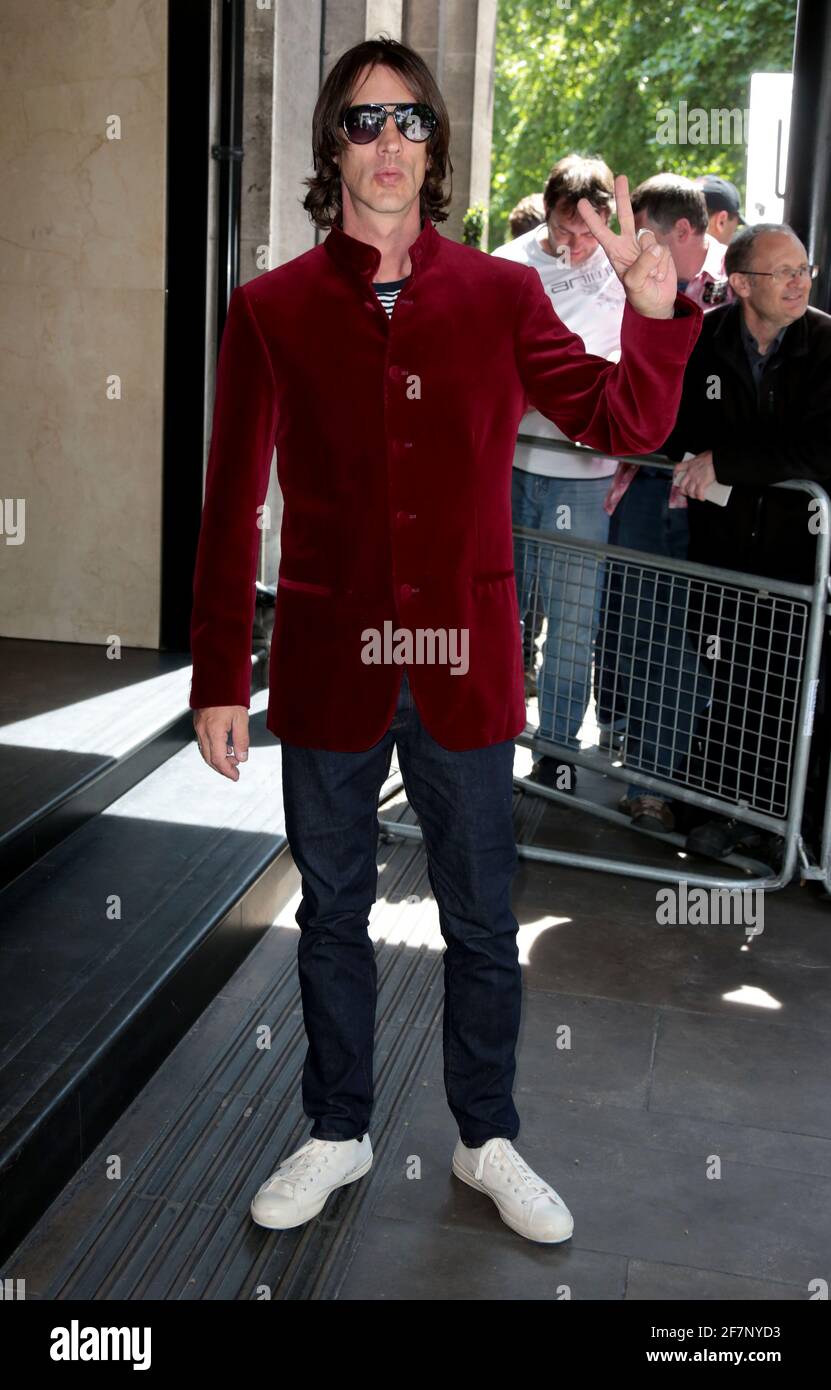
[710,298,811,363]
[324,214,440,281]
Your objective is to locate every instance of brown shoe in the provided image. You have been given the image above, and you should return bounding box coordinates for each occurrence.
[619,794,675,833]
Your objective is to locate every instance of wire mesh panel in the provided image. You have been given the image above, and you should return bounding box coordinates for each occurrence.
[515,531,809,821]
[514,530,605,752]
[381,472,828,892]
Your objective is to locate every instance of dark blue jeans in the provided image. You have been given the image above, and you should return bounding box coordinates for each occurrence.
[512,469,610,754]
[600,471,711,801]
[280,667,522,1149]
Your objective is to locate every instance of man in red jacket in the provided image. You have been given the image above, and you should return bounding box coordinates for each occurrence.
[190,36,702,1244]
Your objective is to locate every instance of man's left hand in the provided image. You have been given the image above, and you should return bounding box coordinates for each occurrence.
[673,451,716,500]
[578,174,677,320]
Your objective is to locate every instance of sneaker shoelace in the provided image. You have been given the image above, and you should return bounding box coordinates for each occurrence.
[474,1138,562,1207]
[262,1139,340,1195]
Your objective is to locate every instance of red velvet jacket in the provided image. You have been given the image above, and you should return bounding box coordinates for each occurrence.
[189,215,702,751]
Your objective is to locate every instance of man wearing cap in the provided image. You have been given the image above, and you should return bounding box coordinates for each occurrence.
[695,173,746,246]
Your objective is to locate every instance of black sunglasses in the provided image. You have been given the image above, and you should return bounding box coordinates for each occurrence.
[341,102,438,145]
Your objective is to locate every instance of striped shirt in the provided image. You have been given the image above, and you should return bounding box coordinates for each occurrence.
[373,277,407,317]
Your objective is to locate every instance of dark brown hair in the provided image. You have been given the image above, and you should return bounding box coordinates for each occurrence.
[543,155,615,219]
[508,193,546,238]
[302,35,453,230]
[630,174,709,236]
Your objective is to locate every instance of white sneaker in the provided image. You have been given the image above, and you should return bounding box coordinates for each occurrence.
[250,1135,373,1230]
[451,1136,574,1243]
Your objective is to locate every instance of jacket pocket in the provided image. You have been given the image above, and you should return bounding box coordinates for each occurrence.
[472,568,515,587]
[278,575,335,596]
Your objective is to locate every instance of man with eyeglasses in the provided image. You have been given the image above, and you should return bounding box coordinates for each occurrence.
[189,36,702,1245]
[666,224,831,864]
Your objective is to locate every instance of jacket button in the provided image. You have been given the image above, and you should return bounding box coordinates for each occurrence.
[399,583,419,599]
[395,510,416,525]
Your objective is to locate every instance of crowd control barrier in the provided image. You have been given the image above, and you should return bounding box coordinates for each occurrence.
[377,447,831,893]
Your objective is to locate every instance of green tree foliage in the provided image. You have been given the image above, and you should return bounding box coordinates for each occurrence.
[489,0,796,248]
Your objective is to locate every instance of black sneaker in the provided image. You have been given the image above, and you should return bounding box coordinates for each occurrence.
[528,757,577,793]
[685,817,766,860]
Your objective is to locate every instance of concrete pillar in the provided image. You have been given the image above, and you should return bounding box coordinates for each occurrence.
[403,0,497,245]
[0,0,168,648]
[366,1,404,39]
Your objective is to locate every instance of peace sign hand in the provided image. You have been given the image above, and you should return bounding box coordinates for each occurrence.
[577,174,677,319]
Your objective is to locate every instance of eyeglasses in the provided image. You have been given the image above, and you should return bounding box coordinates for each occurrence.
[341,102,438,145]
[738,263,819,284]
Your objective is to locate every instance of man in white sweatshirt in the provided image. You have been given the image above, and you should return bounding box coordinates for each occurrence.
[493,155,626,790]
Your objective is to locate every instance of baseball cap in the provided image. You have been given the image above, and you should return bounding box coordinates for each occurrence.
[696,174,746,224]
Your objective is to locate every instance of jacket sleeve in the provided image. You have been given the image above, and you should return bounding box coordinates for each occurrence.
[713,402,831,486]
[189,285,278,711]
[512,264,703,455]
